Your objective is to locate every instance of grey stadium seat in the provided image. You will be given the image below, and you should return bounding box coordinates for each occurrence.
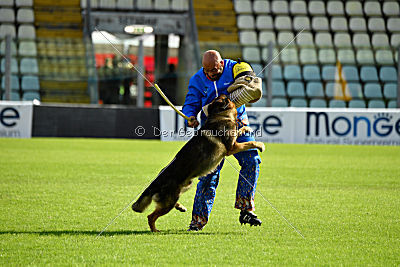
[387,18,400,33]
[391,34,400,47]
[1,75,19,90]
[21,75,40,90]
[364,2,381,16]
[23,91,40,101]
[2,91,20,101]
[337,49,356,64]
[116,0,134,10]
[237,15,255,30]
[329,100,346,108]
[272,0,289,14]
[364,83,383,99]
[290,0,307,15]
[306,82,324,97]
[356,49,375,65]
[275,16,292,31]
[322,65,337,81]
[315,32,333,47]
[368,18,386,32]
[303,65,321,81]
[0,24,16,38]
[242,47,261,62]
[290,98,307,107]
[380,67,397,83]
[342,66,359,82]
[271,98,288,107]
[326,83,344,99]
[318,49,336,64]
[252,97,268,107]
[293,16,311,31]
[360,66,379,82]
[18,25,35,39]
[253,0,270,14]
[20,58,38,74]
[0,40,17,55]
[334,33,352,48]
[375,50,394,65]
[312,16,329,31]
[331,17,348,32]
[300,48,318,64]
[296,32,314,47]
[16,8,34,23]
[234,0,252,14]
[18,41,37,56]
[349,100,366,108]
[347,83,363,99]
[388,100,397,108]
[0,8,14,22]
[284,65,302,80]
[372,33,390,48]
[272,81,286,97]
[1,57,18,73]
[383,84,397,100]
[349,17,367,32]
[258,31,275,45]
[280,48,299,64]
[327,1,344,16]
[309,99,327,108]
[239,31,258,46]
[256,15,273,30]
[345,1,363,16]
[277,31,294,46]
[353,33,371,48]
[309,1,325,15]
[171,0,188,11]
[368,100,385,108]
[287,81,305,97]
[383,2,400,17]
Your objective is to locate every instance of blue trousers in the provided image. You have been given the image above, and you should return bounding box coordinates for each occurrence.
[189,149,262,229]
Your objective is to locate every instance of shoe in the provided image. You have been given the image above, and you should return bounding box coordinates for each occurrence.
[239,210,262,226]
[187,225,200,231]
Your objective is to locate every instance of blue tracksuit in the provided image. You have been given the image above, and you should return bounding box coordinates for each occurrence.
[182,59,262,230]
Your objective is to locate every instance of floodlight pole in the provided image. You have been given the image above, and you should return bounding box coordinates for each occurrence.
[397,47,400,108]
[4,35,12,101]
[266,41,274,107]
[137,39,144,107]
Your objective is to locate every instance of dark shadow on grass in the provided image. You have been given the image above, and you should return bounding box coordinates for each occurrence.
[0,229,241,236]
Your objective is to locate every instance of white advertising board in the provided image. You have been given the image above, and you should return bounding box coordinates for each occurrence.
[159,106,400,146]
[0,101,33,138]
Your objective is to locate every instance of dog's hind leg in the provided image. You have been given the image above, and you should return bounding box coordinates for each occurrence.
[147,203,175,232]
[174,202,187,212]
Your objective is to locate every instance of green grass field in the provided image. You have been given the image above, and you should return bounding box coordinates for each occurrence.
[0,138,399,265]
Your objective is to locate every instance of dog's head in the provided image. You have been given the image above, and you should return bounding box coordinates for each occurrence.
[206,94,236,117]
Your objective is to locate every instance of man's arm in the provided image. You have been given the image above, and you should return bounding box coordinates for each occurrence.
[182,78,203,127]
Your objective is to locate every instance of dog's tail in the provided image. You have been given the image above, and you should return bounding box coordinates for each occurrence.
[131,188,152,213]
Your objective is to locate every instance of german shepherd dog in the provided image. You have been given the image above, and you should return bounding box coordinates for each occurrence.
[132,94,265,232]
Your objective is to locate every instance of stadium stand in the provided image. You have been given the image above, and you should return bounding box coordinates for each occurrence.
[233,0,399,108]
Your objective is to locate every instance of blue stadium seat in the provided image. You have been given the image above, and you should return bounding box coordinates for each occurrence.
[284,65,302,80]
[22,91,40,101]
[272,65,282,80]
[309,99,327,108]
[342,66,359,81]
[251,63,264,78]
[287,82,305,97]
[388,100,397,108]
[368,100,385,108]
[252,97,267,107]
[364,83,383,99]
[322,65,336,81]
[329,99,346,108]
[379,66,397,82]
[383,83,397,99]
[2,91,20,101]
[347,83,363,99]
[360,66,379,82]
[271,98,288,107]
[349,99,366,108]
[303,65,321,81]
[272,81,286,97]
[306,82,324,98]
[290,98,307,107]
[21,75,39,91]
[1,75,19,90]
[325,82,343,98]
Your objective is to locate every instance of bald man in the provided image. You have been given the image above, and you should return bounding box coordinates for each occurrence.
[182,50,262,231]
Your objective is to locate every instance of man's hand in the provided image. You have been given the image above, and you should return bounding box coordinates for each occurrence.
[187,116,199,128]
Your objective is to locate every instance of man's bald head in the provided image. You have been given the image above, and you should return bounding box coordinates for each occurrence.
[202,50,224,81]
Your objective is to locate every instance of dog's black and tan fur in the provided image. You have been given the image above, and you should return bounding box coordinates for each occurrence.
[132,94,265,232]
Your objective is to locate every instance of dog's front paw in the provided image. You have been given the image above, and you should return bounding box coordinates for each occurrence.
[256,142,266,152]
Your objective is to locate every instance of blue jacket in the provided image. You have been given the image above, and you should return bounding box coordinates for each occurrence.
[182,59,254,142]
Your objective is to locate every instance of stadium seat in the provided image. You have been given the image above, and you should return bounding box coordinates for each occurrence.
[2,91,20,101]
[238,15,255,30]
[16,0,32,6]
[360,67,379,82]
[290,98,307,107]
[306,82,324,97]
[364,83,383,99]
[388,100,397,108]
[0,40,17,55]
[356,49,375,65]
[380,67,397,82]
[372,33,390,48]
[99,0,116,9]
[290,0,307,15]
[315,32,333,47]
[239,31,258,45]
[287,81,305,97]
[391,34,400,47]
[18,41,37,56]
[309,1,325,15]
[258,31,275,45]
[353,33,371,48]
[300,48,318,64]
[342,66,359,82]
[331,17,348,32]
[375,50,394,65]
[327,1,344,16]
[116,0,133,10]
[318,49,336,64]
[271,65,282,80]
[80,0,99,9]
[347,83,363,99]
[0,0,13,6]
[21,75,39,91]
[0,24,16,38]
[284,65,302,80]
[326,83,344,98]
[16,8,34,23]
[311,16,329,31]
[309,99,327,108]
[271,98,288,107]
[154,0,170,10]
[345,1,363,16]
[334,33,352,48]
[171,0,188,11]
[1,75,19,90]
[275,16,292,31]
[329,99,346,108]
[0,8,14,22]
[293,16,311,31]
[256,15,273,30]
[252,63,264,78]
[322,65,337,81]
[272,0,289,14]
[364,2,381,16]
[383,2,400,17]
[303,65,320,81]
[22,91,40,101]
[368,18,386,32]
[253,0,270,14]
[349,17,367,32]
[20,58,38,74]
[338,49,356,64]
[1,57,18,73]
[252,97,267,107]
[234,0,252,14]
[368,100,385,108]
[271,81,286,97]
[296,32,314,47]
[18,25,35,39]
[277,31,294,46]
[242,47,261,62]
[383,83,397,99]
[348,99,366,108]
[280,48,298,64]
